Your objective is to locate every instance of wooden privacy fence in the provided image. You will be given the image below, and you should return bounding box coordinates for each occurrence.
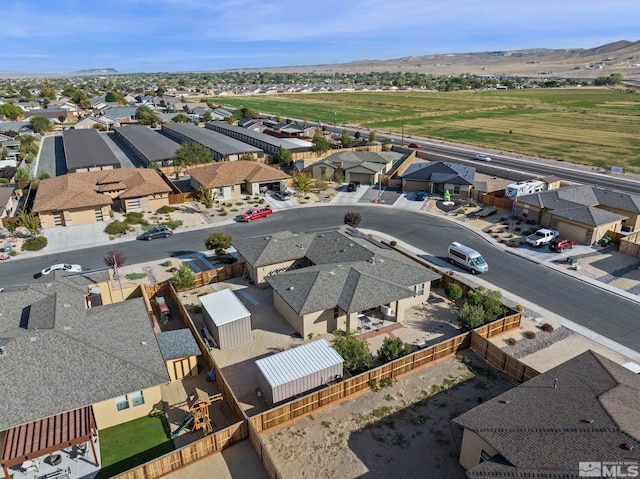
[248,421,283,479]
[470,331,540,382]
[112,421,247,479]
[480,193,513,210]
[168,192,196,204]
[187,262,245,289]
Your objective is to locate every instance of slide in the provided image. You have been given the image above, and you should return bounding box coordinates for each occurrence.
[169,414,194,440]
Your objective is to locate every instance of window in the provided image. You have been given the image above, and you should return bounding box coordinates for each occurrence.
[413,283,425,296]
[115,395,129,411]
[480,449,492,463]
[127,198,141,209]
[131,390,145,407]
[333,307,340,320]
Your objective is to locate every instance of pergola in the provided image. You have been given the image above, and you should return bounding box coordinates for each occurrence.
[1,406,98,478]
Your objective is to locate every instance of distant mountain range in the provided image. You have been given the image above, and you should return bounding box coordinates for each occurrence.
[1,41,639,80]
[232,40,640,80]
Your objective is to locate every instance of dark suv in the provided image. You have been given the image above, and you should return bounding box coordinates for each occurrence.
[139,225,173,240]
[347,181,361,192]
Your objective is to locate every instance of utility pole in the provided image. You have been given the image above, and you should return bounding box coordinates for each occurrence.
[333,111,336,138]
[401,114,404,146]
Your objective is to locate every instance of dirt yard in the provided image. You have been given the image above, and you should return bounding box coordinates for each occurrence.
[261,350,516,479]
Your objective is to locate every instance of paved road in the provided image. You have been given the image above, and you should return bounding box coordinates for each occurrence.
[2,205,639,353]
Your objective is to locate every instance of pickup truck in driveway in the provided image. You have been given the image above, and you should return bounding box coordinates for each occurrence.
[526,228,559,248]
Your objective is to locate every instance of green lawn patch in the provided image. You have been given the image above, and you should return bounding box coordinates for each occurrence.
[95,414,174,479]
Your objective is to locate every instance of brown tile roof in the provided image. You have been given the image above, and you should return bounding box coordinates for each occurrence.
[187,160,289,188]
[33,169,172,212]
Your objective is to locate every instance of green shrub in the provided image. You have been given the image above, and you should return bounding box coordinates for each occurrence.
[161,260,173,267]
[22,236,48,251]
[170,263,195,290]
[156,205,175,214]
[0,178,8,185]
[444,283,463,300]
[125,272,147,280]
[124,212,146,225]
[457,303,486,331]
[377,337,412,364]
[161,219,182,230]
[191,304,202,314]
[104,220,128,235]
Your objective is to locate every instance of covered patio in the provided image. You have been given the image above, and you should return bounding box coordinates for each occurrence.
[1,406,100,479]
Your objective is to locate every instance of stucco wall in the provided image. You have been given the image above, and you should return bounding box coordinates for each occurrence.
[458,428,498,471]
[255,260,297,285]
[92,385,163,430]
[273,292,304,334]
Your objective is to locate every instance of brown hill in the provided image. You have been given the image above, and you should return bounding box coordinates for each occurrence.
[236,40,640,80]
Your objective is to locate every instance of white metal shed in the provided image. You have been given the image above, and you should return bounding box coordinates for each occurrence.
[255,339,344,405]
[200,288,251,349]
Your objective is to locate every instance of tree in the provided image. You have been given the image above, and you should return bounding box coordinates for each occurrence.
[40,85,56,100]
[0,103,24,120]
[103,250,127,275]
[292,173,312,196]
[377,336,412,364]
[30,116,52,134]
[333,170,345,184]
[170,263,195,290]
[344,211,362,228]
[367,130,377,143]
[274,145,293,166]
[205,231,233,255]
[135,105,159,126]
[331,329,374,374]
[381,138,392,151]
[198,185,216,210]
[15,166,30,183]
[172,142,211,166]
[38,171,51,180]
[16,210,41,234]
[466,287,505,323]
[311,128,330,154]
[202,111,212,122]
[457,303,485,331]
[105,91,126,104]
[240,153,257,161]
[340,130,353,148]
[172,113,190,123]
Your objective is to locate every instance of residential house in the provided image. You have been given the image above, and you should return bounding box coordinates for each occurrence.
[0,186,18,218]
[0,121,33,134]
[515,185,633,245]
[453,350,640,477]
[32,168,172,228]
[98,106,138,123]
[398,161,476,198]
[303,151,403,185]
[73,115,118,130]
[187,160,290,199]
[233,227,440,336]
[0,271,171,478]
[23,108,73,123]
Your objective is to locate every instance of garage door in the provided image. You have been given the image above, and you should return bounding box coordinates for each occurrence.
[555,220,589,244]
[404,180,429,193]
[349,173,372,185]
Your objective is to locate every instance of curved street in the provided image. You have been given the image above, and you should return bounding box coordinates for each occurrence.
[1,204,639,354]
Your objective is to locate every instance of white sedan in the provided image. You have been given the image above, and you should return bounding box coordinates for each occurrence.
[475,154,492,162]
[41,263,83,276]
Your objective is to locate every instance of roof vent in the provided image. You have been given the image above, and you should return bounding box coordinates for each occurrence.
[319,234,325,237]
[378,258,385,263]
[29,336,39,343]
[621,443,634,451]
[286,286,295,291]
[64,326,72,331]
[499,400,510,404]
[264,236,270,240]
[273,238,278,242]
[328,271,336,276]
[369,256,375,263]
[580,419,594,424]
[140,341,147,346]
[0,346,6,356]
[0,288,4,293]
[348,243,353,247]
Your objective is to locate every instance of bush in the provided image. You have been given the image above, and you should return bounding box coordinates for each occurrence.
[514,304,525,312]
[205,231,233,255]
[22,236,48,251]
[505,337,517,346]
[156,205,175,214]
[457,303,486,331]
[377,337,412,364]
[331,329,373,374]
[170,263,195,290]
[162,260,173,267]
[124,212,146,225]
[444,283,463,300]
[0,178,8,185]
[523,331,536,339]
[540,323,554,333]
[160,219,182,230]
[344,211,362,228]
[191,304,202,314]
[104,220,128,235]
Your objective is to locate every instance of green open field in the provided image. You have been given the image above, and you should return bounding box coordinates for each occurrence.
[213,88,640,172]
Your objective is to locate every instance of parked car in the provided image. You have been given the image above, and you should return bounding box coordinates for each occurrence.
[549,237,575,252]
[240,207,273,222]
[346,181,361,192]
[41,263,82,276]
[408,142,422,149]
[475,154,492,161]
[274,190,290,201]
[139,225,173,241]
[526,228,559,248]
[415,190,428,201]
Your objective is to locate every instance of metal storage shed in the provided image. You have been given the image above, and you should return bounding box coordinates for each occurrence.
[255,339,344,405]
[200,288,252,349]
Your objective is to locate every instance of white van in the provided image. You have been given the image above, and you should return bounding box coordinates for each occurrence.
[447,242,488,274]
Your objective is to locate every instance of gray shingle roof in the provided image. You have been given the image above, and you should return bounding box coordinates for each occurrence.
[400,161,475,185]
[235,227,439,315]
[453,351,640,477]
[162,123,262,156]
[0,272,169,430]
[114,124,180,163]
[63,128,120,171]
[156,329,201,360]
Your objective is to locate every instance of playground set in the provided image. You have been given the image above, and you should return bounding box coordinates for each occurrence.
[170,388,223,440]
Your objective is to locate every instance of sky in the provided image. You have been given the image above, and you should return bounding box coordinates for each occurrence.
[1,0,639,74]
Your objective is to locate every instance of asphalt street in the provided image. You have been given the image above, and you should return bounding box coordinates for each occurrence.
[1,205,639,354]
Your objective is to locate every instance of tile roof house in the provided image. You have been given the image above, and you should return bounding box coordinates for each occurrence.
[453,350,640,477]
[233,227,440,336]
[32,168,172,228]
[303,151,403,185]
[516,185,633,245]
[187,160,290,199]
[399,161,476,198]
[0,272,171,478]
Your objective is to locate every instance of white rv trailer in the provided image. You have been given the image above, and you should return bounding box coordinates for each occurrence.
[504,180,546,198]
